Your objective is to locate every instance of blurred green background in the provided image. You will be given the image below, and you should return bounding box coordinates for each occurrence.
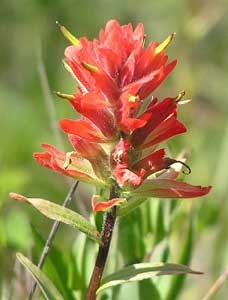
[1,0,228,299]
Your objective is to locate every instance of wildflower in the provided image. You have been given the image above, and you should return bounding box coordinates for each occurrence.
[34,20,211,212]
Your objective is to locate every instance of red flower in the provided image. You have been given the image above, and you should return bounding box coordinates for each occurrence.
[33,20,211,211]
[64,20,176,100]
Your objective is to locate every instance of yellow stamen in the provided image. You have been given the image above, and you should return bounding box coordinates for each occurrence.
[56,21,80,46]
[178,99,192,105]
[154,33,176,55]
[81,61,99,73]
[55,91,74,101]
[175,90,186,102]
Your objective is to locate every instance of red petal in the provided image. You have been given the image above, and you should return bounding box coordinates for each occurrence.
[101,20,127,60]
[65,44,119,100]
[69,135,106,159]
[141,116,186,149]
[33,152,53,169]
[133,23,144,43]
[139,60,177,99]
[33,145,104,185]
[60,119,110,143]
[132,98,182,147]
[95,47,122,78]
[132,149,171,177]
[122,70,159,94]
[91,196,126,212]
[132,179,212,198]
[119,117,147,133]
[134,42,157,77]
[70,91,116,137]
[117,86,145,133]
[112,163,144,187]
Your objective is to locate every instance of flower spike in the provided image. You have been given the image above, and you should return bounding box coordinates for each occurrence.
[155,32,176,55]
[10,21,211,300]
[30,20,210,210]
[56,21,80,46]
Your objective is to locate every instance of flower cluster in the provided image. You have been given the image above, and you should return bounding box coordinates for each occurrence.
[34,20,211,211]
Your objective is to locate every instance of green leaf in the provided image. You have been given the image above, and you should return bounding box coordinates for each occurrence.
[72,233,97,299]
[31,226,74,300]
[139,279,161,300]
[97,262,202,294]
[5,210,32,251]
[16,253,64,300]
[118,208,146,265]
[153,200,167,245]
[71,233,87,292]
[11,194,101,244]
[165,218,194,300]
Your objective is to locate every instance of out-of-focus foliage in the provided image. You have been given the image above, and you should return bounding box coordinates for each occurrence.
[1,0,228,299]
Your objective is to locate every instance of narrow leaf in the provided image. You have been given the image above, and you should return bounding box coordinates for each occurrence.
[139,280,161,300]
[118,209,146,265]
[31,226,74,300]
[16,253,64,300]
[166,218,194,300]
[10,193,101,244]
[153,200,166,245]
[97,262,202,294]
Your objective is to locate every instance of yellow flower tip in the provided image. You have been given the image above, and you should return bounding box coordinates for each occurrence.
[81,61,99,73]
[55,91,74,101]
[9,192,28,203]
[175,91,192,105]
[155,32,176,55]
[175,90,186,102]
[178,98,192,105]
[56,20,80,46]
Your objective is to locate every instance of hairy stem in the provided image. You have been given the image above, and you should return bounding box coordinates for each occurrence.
[27,181,79,300]
[86,184,119,300]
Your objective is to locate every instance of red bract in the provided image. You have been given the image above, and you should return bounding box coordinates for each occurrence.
[34,20,211,212]
[64,20,176,100]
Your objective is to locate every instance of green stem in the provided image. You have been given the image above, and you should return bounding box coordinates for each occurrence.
[86,184,119,300]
